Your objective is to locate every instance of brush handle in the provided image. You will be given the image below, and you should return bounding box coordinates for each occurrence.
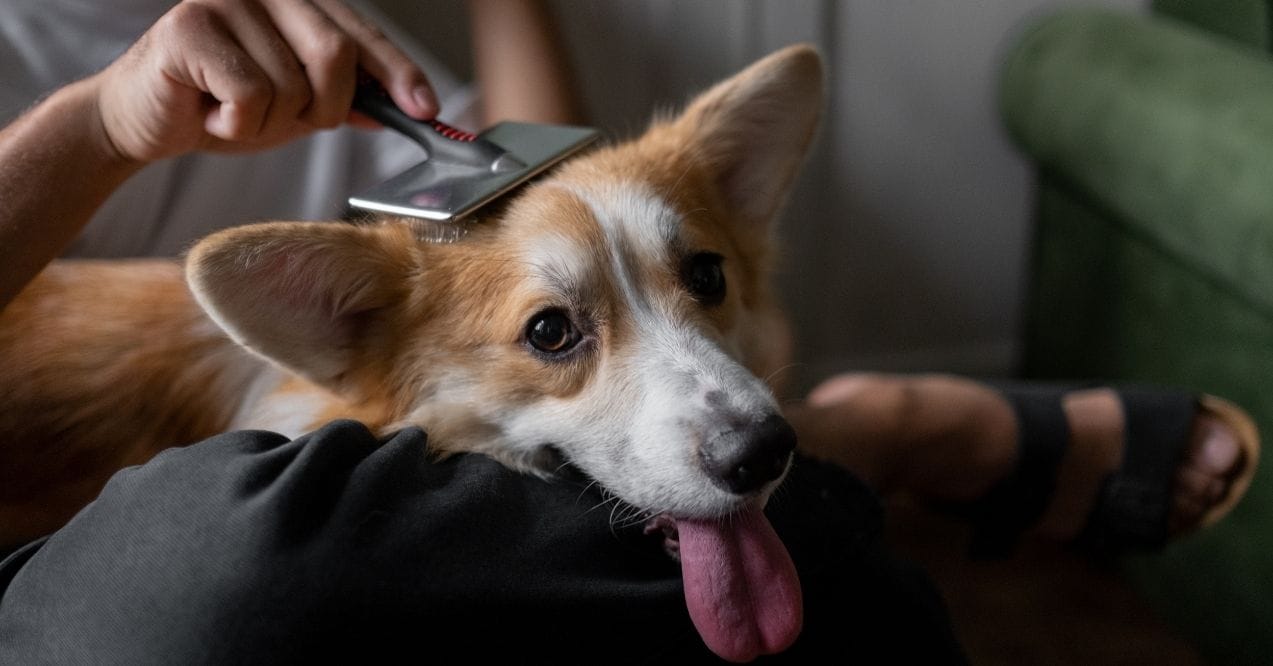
[352,81,524,173]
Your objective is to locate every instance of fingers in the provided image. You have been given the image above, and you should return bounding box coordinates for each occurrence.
[213,0,316,133]
[122,0,437,158]
[236,0,437,130]
[186,2,305,141]
[312,0,438,119]
[138,3,276,146]
[258,0,359,128]
[208,0,437,134]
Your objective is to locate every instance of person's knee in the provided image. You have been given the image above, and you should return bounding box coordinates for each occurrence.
[895,374,1016,453]
[805,372,928,445]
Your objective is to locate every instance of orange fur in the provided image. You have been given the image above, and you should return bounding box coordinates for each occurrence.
[0,261,256,540]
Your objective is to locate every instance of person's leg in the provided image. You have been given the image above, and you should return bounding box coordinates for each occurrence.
[0,419,968,664]
[468,0,583,126]
[787,373,1256,545]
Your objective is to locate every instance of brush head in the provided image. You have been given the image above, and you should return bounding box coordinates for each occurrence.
[348,121,599,236]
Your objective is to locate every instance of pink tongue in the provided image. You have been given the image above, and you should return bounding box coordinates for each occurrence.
[677,506,803,662]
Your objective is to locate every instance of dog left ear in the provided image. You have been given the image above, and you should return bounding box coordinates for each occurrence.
[186,221,415,392]
[673,44,825,233]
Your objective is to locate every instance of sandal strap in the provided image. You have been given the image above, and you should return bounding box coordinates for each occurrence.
[967,384,1071,558]
[1079,388,1197,552]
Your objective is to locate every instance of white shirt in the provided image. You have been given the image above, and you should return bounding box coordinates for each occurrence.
[0,0,476,258]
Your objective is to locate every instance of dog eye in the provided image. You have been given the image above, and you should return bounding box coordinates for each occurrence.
[684,252,726,306]
[526,310,580,354]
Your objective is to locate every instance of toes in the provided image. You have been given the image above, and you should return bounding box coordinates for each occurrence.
[1175,464,1225,501]
[1170,414,1244,534]
[1189,416,1242,475]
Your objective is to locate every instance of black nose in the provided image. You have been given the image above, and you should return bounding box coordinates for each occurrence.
[700,414,797,495]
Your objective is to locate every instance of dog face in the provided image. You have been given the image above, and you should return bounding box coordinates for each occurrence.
[187,45,823,520]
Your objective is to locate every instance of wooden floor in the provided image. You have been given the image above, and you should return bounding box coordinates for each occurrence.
[883,497,1205,665]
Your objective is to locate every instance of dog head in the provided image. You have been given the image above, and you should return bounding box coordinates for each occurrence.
[187,44,824,522]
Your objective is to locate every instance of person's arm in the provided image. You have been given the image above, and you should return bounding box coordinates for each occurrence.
[0,81,143,310]
[0,0,440,312]
[467,0,583,126]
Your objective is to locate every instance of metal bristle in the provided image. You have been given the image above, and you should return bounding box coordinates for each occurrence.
[409,219,472,244]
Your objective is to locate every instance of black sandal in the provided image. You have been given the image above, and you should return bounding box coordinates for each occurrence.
[964,384,1259,558]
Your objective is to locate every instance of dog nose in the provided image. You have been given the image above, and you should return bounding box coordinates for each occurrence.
[700,414,797,495]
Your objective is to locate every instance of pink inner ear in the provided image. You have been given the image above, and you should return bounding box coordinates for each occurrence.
[192,232,397,388]
[255,251,322,310]
[680,48,822,232]
[247,244,373,322]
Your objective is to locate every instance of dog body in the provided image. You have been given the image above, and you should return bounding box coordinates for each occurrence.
[1,45,823,661]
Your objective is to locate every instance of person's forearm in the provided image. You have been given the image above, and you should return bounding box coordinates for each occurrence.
[468,0,583,126]
[0,76,144,311]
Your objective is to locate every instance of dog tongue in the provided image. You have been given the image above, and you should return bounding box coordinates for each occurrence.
[677,506,802,662]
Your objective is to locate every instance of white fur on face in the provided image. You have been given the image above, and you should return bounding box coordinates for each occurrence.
[475,181,783,518]
[235,367,326,438]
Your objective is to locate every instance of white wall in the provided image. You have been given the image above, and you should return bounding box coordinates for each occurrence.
[379,0,1146,391]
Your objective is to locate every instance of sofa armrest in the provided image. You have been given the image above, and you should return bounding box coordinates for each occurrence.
[1001,7,1273,315]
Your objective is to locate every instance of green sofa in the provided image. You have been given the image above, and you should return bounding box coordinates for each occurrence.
[1000,2,1273,664]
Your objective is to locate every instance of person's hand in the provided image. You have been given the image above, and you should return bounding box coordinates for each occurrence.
[92,0,437,162]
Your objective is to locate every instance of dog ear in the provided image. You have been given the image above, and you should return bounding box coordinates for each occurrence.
[186,221,414,391]
[672,44,824,233]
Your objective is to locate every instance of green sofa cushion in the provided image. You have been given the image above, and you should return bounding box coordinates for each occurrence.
[1001,7,1273,323]
[1002,8,1273,664]
[1025,177,1273,665]
[1153,0,1273,51]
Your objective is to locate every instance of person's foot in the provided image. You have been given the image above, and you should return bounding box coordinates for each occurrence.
[794,374,1259,548]
[1034,388,1249,541]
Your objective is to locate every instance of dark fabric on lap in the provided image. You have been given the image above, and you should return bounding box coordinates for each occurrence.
[0,539,44,594]
[0,420,966,664]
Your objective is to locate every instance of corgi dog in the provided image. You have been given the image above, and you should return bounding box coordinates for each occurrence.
[0,44,823,661]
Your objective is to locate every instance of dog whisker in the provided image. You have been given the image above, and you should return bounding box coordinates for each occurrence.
[556,456,583,477]
[582,493,622,517]
[577,478,611,506]
[764,362,804,388]
[611,502,645,526]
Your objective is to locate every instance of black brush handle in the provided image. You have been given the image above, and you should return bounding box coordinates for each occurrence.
[352,80,522,172]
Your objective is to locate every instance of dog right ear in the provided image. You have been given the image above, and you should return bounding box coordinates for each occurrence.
[669,44,824,236]
[186,221,416,393]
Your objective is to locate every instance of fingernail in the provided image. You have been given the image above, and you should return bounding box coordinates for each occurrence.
[413,86,436,118]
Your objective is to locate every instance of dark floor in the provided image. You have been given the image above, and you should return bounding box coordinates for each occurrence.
[883,496,1205,666]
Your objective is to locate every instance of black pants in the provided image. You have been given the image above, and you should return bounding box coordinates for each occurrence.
[0,420,965,664]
